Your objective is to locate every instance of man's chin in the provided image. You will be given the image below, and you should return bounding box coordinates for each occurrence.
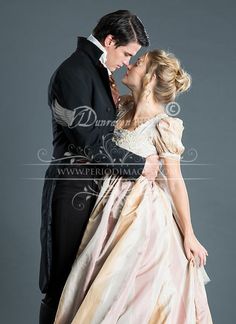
[110,66,117,72]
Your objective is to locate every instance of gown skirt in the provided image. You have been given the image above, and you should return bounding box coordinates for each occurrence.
[54,173,213,324]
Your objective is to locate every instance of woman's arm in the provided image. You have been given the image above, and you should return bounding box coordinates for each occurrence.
[162,157,193,236]
[161,156,208,267]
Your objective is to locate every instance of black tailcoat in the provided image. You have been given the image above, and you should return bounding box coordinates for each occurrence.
[39,37,146,293]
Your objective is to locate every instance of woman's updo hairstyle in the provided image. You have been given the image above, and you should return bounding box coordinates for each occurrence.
[141,49,191,104]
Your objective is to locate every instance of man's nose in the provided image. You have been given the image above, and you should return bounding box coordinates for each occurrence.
[123,58,131,67]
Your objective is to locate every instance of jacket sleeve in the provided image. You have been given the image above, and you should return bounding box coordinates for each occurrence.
[49,67,146,179]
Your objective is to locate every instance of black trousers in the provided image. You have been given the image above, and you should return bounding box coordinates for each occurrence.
[39,166,99,323]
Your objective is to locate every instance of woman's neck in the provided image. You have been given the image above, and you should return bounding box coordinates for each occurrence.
[131,91,165,119]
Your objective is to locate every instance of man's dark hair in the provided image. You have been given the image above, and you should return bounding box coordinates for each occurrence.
[93,10,149,47]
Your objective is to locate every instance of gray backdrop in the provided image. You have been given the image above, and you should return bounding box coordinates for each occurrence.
[1,0,235,323]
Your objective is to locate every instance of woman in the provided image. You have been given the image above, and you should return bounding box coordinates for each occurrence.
[54,50,213,323]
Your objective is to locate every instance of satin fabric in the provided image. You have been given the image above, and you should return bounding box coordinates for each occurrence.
[54,174,212,323]
[54,109,213,323]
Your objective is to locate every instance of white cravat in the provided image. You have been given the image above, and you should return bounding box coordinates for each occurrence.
[87,34,111,75]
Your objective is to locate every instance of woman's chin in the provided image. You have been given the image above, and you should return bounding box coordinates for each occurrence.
[122,77,128,86]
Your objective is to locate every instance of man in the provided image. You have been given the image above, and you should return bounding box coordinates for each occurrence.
[39,10,160,323]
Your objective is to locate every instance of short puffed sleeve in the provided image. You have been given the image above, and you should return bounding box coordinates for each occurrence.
[154,116,185,160]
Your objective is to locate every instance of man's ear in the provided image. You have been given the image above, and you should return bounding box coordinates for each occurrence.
[104,34,115,48]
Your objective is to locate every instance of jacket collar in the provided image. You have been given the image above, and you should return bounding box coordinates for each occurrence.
[76,37,116,110]
[87,34,111,75]
[76,37,103,66]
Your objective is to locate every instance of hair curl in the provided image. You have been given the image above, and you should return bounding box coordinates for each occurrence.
[141,50,191,104]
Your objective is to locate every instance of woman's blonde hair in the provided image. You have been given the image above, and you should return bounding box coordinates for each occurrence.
[141,49,191,104]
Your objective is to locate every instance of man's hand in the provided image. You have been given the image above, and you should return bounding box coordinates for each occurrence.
[141,154,160,181]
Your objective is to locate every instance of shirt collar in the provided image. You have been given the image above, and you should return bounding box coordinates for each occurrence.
[87,34,111,75]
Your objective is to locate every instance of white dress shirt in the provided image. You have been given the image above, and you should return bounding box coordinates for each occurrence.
[87,34,111,75]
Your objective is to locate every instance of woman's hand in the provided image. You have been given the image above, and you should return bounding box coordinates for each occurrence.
[183,233,208,267]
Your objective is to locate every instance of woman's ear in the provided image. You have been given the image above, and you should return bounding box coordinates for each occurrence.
[149,74,157,89]
[151,73,157,82]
